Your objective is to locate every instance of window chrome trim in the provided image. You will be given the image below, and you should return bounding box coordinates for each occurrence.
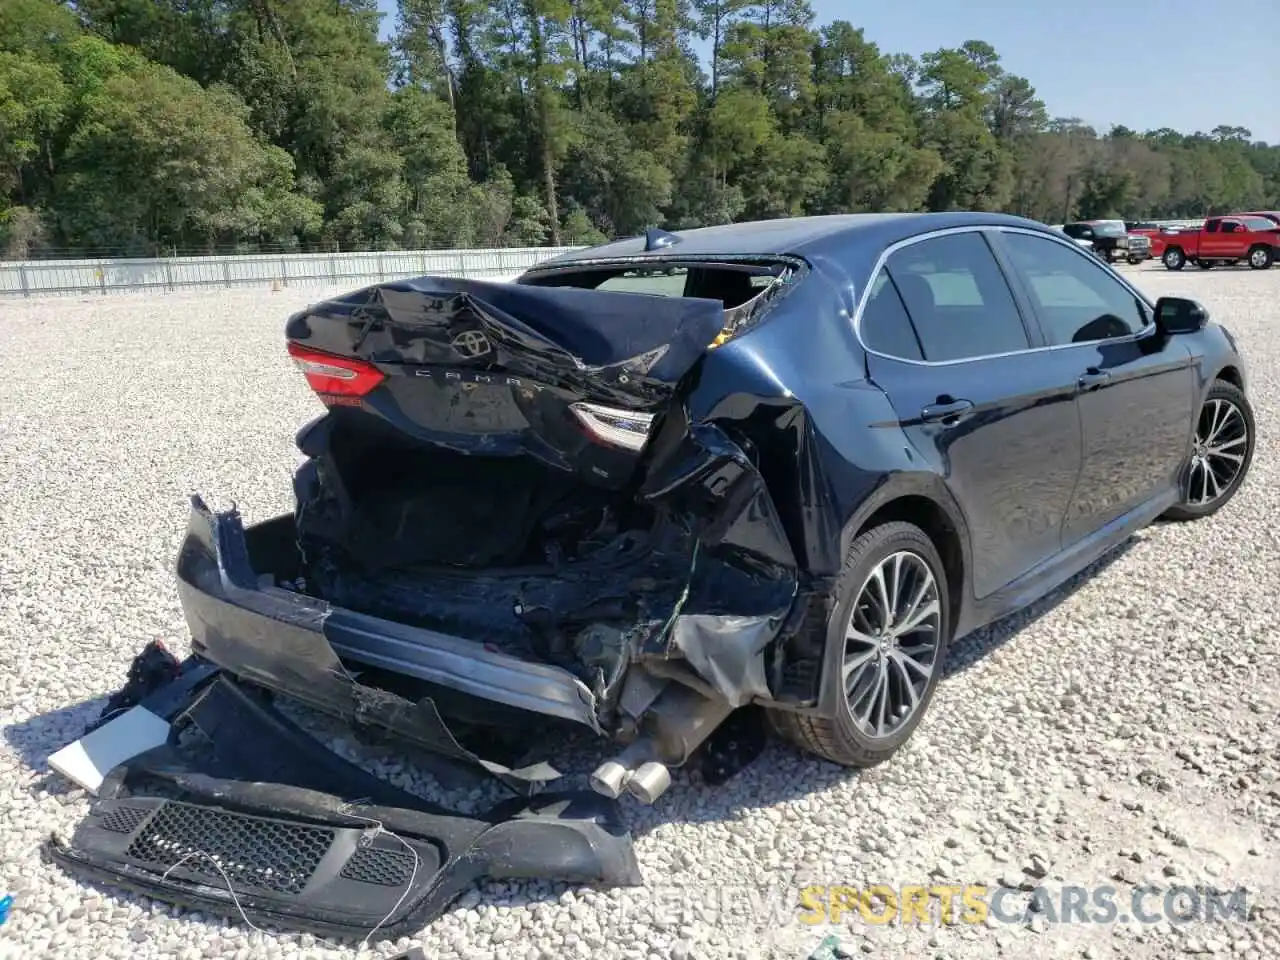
[851,223,1159,367]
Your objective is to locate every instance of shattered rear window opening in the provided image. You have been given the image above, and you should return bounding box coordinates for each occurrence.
[519,257,802,347]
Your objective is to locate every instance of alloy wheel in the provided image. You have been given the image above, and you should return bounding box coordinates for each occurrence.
[1186,398,1249,506]
[842,551,941,739]
[1250,248,1269,269]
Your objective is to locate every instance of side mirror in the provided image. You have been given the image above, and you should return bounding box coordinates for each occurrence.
[1155,296,1209,335]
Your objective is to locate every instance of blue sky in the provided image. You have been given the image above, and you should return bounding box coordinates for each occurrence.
[375,0,1280,143]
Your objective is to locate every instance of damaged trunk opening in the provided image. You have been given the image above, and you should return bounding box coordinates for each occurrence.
[292,417,695,707]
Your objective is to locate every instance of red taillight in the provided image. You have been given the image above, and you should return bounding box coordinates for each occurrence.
[287,341,385,402]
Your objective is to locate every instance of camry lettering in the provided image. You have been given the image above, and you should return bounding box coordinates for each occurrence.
[414,369,532,389]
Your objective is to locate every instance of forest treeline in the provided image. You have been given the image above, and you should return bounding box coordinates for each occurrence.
[2,0,1278,258]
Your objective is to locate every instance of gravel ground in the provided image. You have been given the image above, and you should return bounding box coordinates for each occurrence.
[0,266,1277,960]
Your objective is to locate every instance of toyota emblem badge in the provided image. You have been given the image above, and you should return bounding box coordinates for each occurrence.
[450,329,492,359]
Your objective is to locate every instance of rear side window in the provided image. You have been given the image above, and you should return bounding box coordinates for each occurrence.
[878,232,1030,362]
[861,272,923,360]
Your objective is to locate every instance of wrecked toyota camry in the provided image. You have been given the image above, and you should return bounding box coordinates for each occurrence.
[50,212,1254,938]
[174,212,1256,803]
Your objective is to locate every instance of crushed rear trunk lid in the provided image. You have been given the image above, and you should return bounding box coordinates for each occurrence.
[284,276,726,486]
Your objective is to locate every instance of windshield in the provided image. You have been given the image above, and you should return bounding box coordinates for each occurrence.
[1242,217,1277,232]
[1092,222,1127,237]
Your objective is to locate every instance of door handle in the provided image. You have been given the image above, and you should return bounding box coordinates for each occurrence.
[920,398,975,425]
[1077,368,1111,391]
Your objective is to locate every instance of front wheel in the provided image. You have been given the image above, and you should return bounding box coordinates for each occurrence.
[771,521,950,768]
[1163,247,1186,270]
[1248,245,1274,270]
[1163,380,1255,522]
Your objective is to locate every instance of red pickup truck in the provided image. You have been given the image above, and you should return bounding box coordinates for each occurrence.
[1154,215,1280,270]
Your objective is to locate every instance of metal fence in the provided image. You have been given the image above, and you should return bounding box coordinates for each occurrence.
[0,246,588,298]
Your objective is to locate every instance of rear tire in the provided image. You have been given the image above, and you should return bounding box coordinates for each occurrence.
[1163,247,1186,270]
[1248,245,1274,270]
[771,521,950,768]
[1163,380,1255,522]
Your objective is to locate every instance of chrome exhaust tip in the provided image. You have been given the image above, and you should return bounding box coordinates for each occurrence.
[589,760,630,799]
[625,762,672,804]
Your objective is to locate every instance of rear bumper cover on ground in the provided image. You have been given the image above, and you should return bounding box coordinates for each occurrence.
[47,668,641,941]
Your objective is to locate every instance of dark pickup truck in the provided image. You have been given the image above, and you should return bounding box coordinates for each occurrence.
[1061,220,1151,264]
[1153,215,1280,270]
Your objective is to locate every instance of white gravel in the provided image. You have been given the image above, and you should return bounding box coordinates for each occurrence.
[1,268,1278,960]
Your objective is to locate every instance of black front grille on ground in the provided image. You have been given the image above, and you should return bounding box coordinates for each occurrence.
[340,845,418,887]
[124,801,333,896]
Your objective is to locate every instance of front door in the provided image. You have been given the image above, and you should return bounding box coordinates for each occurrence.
[859,229,1085,599]
[991,229,1196,545]
[1200,219,1243,260]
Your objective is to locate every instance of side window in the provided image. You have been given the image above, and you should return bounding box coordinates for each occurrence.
[882,232,1030,362]
[860,271,923,360]
[999,232,1149,345]
[1205,220,1220,233]
[1221,220,1239,234]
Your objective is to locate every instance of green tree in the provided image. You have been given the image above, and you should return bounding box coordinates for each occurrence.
[57,62,317,251]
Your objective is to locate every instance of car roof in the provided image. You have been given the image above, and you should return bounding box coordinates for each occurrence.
[530,212,1059,268]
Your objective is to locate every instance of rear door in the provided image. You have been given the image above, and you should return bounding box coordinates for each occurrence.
[859,229,1086,599]
[991,228,1195,545]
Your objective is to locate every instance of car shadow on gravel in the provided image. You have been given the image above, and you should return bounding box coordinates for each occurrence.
[941,533,1141,679]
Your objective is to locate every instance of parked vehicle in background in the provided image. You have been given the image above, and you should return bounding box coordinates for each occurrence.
[1155,215,1280,270]
[1053,225,1097,253]
[175,212,1255,806]
[1061,220,1150,264]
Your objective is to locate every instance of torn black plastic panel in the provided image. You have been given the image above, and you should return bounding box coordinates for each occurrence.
[47,671,641,941]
